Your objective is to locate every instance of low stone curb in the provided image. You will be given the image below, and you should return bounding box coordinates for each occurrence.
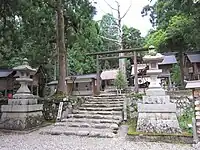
[126,134,193,144]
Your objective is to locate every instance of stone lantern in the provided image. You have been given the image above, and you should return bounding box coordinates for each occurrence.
[0,58,44,130]
[136,46,181,133]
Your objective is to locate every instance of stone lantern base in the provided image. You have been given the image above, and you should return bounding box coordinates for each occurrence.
[0,104,44,130]
[137,103,181,133]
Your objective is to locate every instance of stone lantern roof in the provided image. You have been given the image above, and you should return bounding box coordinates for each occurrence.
[13,58,36,73]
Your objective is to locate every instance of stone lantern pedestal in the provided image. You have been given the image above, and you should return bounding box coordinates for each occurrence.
[136,48,181,133]
[0,59,43,130]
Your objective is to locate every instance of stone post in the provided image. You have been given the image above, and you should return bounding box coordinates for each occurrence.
[185,80,200,141]
[0,58,44,130]
[194,90,200,140]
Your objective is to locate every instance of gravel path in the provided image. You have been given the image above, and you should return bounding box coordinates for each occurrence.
[0,131,196,150]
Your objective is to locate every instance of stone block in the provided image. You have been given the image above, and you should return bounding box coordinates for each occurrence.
[138,104,176,113]
[110,124,118,130]
[147,69,162,74]
[146,89,166,96]
[197,121,200,127]
[77,131,89,136]
[89,131,101,137]
[8,99,38,105]
[137,114,181,134]
[195,106,200,111]
[0,111,44,130]
[143,96,170,104]
[1,104,43,113]
[195,100,200,105]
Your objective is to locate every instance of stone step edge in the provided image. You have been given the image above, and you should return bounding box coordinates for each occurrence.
[72,110,122,114]
[40,130,116,138]
[67,114,122,120]
[85,101,124,104]
[81,105,123,108]
[62,118,121,124]
[78,107,123,110]
[55,122,119,130]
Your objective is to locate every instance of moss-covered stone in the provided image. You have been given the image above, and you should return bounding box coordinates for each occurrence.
[127,118,193,144]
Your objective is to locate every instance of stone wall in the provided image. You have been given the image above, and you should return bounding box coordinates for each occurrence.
[38,96,89,121]
[170,95,193,116]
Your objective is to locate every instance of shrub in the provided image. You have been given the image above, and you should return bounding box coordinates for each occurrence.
[114,70,128,90]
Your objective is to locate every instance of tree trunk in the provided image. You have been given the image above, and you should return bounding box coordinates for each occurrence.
[56,0,67,94]
[134,51,138,93]
[179,51,185,89]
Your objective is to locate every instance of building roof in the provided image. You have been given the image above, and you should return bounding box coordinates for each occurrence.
[66,74,97,80]
[100,69,118,80]
[186,53,200,63]
[159,55,177,65]
[47,74,97,85]
[0,69,13,78]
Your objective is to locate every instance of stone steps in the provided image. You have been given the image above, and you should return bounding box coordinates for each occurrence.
[85,101,124,104]
[40,95,124,138]
[62,118,121,124]
[81,103,123,107]
[196,121,200,127]
[67,114,122,120]
[90,97,125,101]
[55,122,119,130]
[72,110,122,115]
[78,107,122,111]
[89,97,125,100]
[40,126,115,138]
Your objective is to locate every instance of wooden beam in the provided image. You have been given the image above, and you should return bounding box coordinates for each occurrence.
[87,47,150,56]
[99,55,134,60]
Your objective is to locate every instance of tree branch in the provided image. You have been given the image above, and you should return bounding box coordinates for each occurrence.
[104,0,118,11]
[99,35,120,45]
[43,0,56,10]
[120,0,132,19]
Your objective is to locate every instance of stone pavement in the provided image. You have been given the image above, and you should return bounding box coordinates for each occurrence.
[0,130,195,150]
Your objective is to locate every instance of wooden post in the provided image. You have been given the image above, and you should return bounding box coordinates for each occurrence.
[96,55,100,95]
[168,73,172,91]
[134,51,138,93]
[37,86,39,96]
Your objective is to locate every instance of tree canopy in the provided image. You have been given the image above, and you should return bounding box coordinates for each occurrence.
[143,0,200,87]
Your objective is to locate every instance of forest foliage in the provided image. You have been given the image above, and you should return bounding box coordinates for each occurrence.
[1,0,199,87]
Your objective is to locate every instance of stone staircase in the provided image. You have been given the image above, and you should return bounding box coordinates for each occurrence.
[40,95,126,138]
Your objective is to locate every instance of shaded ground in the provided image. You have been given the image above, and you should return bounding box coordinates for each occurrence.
[0,129,195,150]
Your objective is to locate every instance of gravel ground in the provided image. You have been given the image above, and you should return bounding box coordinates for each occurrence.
[0,131,196,150]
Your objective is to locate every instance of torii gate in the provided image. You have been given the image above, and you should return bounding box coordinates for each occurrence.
[87,47,154,95]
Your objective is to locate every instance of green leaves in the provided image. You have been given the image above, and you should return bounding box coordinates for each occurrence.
[122,25,144,49]
[144,29,167,51]
[114,70,128,89]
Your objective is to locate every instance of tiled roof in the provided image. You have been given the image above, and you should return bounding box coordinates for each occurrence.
[48,74,98,85]
[159,55,177,65]
[66,74,97,80]
[0,69,13,78]
[187,54,200,63]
